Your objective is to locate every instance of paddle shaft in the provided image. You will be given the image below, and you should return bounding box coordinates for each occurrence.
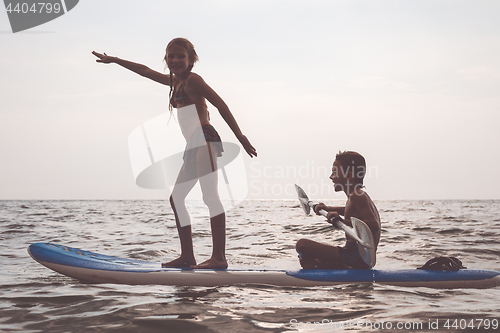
[310,203,372,249]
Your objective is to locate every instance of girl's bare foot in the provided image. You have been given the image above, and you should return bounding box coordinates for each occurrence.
[191,257,227,269]
[162,256,196,268]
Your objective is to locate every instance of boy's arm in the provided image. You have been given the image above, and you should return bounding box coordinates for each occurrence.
[188,74,257,158]
[314,203,345,216]
[92,51,171,86]
[349,193,380,234]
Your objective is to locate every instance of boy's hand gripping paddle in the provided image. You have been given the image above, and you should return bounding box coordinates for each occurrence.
[295,184,376,268]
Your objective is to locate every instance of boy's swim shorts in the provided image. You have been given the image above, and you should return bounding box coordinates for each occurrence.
[338,242,370,269]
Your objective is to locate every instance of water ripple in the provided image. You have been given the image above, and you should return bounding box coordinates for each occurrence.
[1,199,499,332]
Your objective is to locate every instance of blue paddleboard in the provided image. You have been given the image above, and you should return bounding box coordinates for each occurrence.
[28,243,500,289]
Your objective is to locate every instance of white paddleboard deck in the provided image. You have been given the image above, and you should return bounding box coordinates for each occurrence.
[28,243,500,289]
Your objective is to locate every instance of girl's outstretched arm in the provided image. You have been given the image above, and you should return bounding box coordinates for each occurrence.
[92,51,171,86]
[189,74,257,158]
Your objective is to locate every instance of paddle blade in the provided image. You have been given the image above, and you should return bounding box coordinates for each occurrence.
[351,217,377,268]
[295,184,311,215]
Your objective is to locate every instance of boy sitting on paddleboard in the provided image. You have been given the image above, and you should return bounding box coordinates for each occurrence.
[296,151,381,269]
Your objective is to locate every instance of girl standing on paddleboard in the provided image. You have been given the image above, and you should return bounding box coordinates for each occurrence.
[93,38,257,269]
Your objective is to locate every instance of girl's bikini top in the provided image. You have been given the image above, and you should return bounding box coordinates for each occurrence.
[170,74,207,109]
[171,74,211,138]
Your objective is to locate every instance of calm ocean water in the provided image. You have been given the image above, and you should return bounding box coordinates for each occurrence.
[1,199,499,332]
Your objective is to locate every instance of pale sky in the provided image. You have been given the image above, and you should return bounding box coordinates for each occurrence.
[1,0,499,200]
